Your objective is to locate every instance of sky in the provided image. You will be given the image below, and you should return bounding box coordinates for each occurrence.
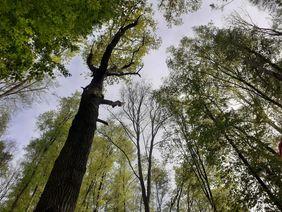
[4,0,270,161]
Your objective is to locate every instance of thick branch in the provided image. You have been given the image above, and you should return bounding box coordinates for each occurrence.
[100,99,124,107]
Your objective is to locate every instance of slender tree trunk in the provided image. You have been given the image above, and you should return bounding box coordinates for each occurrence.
[176,187,182,212]
[0,171,18,202]
[81,179,95,207]
[93,172,106,212]
[25,185,38,211]
[169,185,182,212]
[137,144,150,212]
[178,115,217,212]
[224,134,282,211]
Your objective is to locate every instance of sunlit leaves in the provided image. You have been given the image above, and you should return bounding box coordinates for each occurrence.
[0,0,120,82]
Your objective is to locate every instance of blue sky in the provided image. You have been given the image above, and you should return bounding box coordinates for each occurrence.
[5,0,269,161]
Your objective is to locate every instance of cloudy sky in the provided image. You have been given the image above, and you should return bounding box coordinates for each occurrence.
[5,0,269,160]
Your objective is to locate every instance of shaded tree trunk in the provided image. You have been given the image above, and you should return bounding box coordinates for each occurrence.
[34,88,101,212]
[176,187,182,212]
[169,185,182,212]
[93,172,106,212]
[34,18,140,212]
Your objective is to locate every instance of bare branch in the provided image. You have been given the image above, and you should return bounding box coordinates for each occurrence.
[108,110,137,146]
[121,36,145,70]
[106,35,145,78]
[0,79,49,99]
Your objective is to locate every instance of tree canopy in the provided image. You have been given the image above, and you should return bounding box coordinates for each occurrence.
[0,0,120,81]
[1,0,282,211]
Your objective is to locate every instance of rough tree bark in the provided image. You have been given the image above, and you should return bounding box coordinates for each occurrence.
[34,18,140,212]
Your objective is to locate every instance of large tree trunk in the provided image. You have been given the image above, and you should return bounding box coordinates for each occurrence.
[34,86,101,212]
[34,18,140,212]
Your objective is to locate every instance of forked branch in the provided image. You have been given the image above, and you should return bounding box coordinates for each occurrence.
[107,65,143,77]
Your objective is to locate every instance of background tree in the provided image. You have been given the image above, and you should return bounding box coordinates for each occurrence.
[157,0,282,26]
[0,109,15,203]
[157,0,202,26]
[151,163,169,212]
[111,82,167,212]
[157,18,282,210]
[94,123,137,212]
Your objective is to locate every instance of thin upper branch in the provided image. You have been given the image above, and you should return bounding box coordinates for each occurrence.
[121,36,145,70]
[99,16,141,71]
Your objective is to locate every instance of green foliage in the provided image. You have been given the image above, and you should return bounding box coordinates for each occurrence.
[157,20,282,210]
[151,163,169,211]
[157,0,281,26]
[0,0,120,82]
[0,110,9,136]
[0,141,12,177]
[248,0,282,11]
[76,123,137,211]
